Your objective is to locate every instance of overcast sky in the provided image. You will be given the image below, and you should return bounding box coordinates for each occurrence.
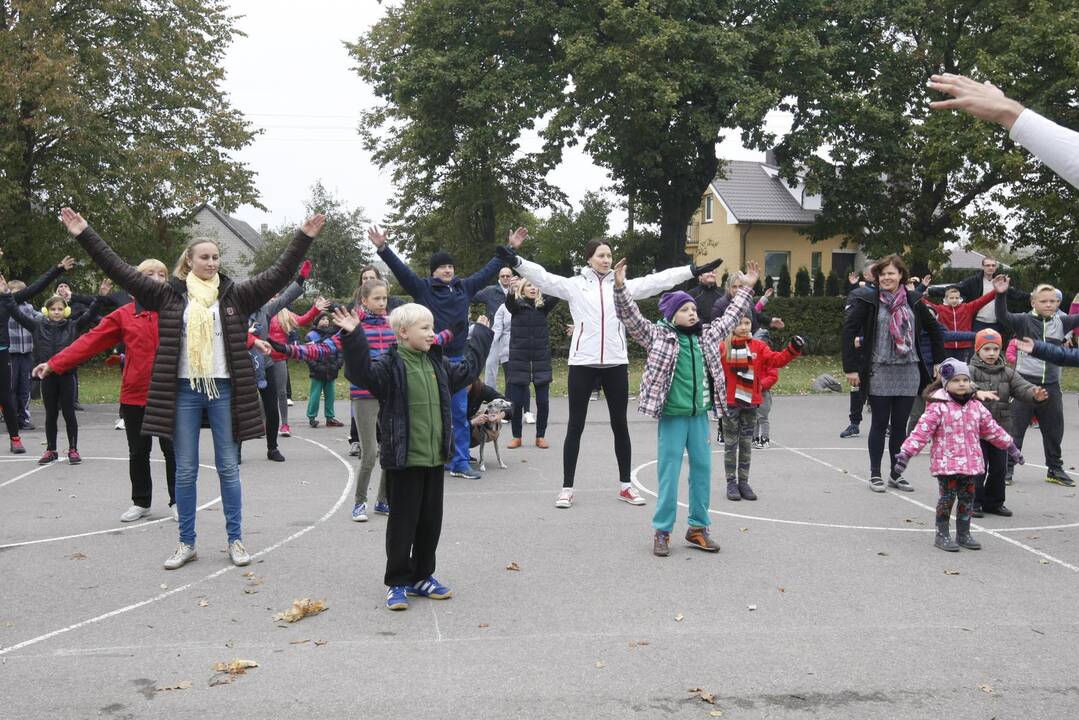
[222,0,788,235]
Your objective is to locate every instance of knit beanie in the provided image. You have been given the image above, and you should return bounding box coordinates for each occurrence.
[974,328,1003,352]
[939,357,971,382]
[429,251,455,275]
[659,291,696,322]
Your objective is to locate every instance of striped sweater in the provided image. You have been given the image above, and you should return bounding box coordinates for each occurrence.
[718,336,800,407]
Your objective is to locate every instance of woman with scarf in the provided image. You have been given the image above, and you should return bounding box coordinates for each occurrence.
[60,207,322,570]
[842,255,944,493]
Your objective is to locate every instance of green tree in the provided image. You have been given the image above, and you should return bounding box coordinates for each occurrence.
[0,0,260,278]
[825,270,841,297]
[524,191,612,277]
[249,182,371,300]
[777,265,792,298]
[795,266,811,296]
[813,268,826,297]
[768,0,1079,268]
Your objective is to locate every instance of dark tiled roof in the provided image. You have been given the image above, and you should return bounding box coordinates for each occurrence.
[190,203,265,252]
[712,160,819,224]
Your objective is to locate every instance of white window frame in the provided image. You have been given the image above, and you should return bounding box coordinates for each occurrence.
[703,195,713,223]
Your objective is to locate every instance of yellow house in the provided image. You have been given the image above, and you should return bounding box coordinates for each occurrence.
[685,159,862,284]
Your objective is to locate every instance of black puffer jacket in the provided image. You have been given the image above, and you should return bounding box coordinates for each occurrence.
[5,298,101,366]
[504,292,559,386]
[0,265,65,348]
[342,324,492,471]
[304,327,345,380]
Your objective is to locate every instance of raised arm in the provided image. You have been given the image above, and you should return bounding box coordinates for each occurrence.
[4,297,38,331]
[967,289,997,314]
[64,211,171,311]
[992,276,1023,333]
[232,217,322,315]
[511,256,574,300]
[260,280,305,319]
[14,259,70,303]
[461,255,504,298]
[74,297,102,332]
[624,264,695,300]
[47,307,125,374]
[704,265,760,343]
[339,312,392,398]
[368,226,426,300]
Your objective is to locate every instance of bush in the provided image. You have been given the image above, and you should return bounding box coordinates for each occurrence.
[777,265,792,297]
[795,266,811,296]
[813,268,826,297]
[825,270,841,297]
[759,296,846,355]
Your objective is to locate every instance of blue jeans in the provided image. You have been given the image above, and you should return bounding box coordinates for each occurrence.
[447,355,470,472]
[653,414,711,533]
[173,380,242,545]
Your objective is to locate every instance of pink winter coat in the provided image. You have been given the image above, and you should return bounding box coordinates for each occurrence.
[900,389,1013,476]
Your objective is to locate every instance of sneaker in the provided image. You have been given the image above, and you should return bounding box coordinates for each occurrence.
[618,485,646,505]
[738,482,757,501]
[536,438,549,449]
[374,501,390,515]
[555,488,574,508]
[523,411,536,425]
[386,585,409,611]
[228,540,251,567]
[971,504,984,518]
[325,417,344,427]
[653,530,671,557]
[10,436,25,454]
[279,423,291,437]
[407,576,453,599]
[752,436,764,449]
[67,448,82,465]
[934,531,959,552]
[1046,468,1076,487]
[163,542,197,569]
[120,505,150,523]
[985,505,1013,517]
[267,449,286,462]
[888,476,913,492]
[352,503,368,522]
[286,398,294,407]
[726,480,740,501]
[759,436,771,449]
[171,505,179,522]
[114,417,125,431]
[870,476,886,492]
[840,423,860,438]
[685,526,720,552]
[349,441,361,457]
[1004,473,1014,486]
[507,438,522,449]
[38,450,58,465]
[74,402,85,412]
[309,418,320,428]
[449,467,481,480]
[19,420,34,431]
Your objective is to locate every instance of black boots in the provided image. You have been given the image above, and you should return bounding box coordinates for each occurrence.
[955,517,981,550]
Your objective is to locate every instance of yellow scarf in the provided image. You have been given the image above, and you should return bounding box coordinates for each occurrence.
[185,272,221,398]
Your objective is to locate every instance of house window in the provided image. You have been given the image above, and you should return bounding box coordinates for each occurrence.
[811,252,822,278]
[831,252,855,279]
[703,195,713,223]
[764,251,790,280]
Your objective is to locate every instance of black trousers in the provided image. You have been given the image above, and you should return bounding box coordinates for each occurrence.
[122,404,176,508]
[848,386,865,425]
[384,465,443,587]
[9,351,33,425]
[977,440,1007,511]
[0,351,23,437]
[1010,380,1064,472]
[259,362,282,450]
[867,394,915,479]
[564,364,631,488]
[42,373,77,451]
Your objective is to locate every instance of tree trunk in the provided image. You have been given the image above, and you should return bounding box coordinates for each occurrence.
[655,143,718,269]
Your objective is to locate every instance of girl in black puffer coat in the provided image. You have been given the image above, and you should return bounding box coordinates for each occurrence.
[504,280,559,448]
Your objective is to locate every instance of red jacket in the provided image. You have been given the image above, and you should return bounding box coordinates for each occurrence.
[718,337,799,407]
[268,304,322,362]
[48,302,159,406]
[922,291,995,349]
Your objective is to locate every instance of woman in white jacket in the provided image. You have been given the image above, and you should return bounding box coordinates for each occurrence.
[500,230,721,509]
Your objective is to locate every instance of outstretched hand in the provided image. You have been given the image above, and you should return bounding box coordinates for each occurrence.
[60,208,88,237]
[743,260,760,288]
[32,362,53,379]
[301,213,326,238]
[927,74,1025,129]
[992,273,1010,293]
[367,225,387,250]
[58,255,76,271]
[98,278,112,296]
[507,227,528,249]
[1033,386,1049,402]
[251,338,272,355]
[331,306,360,333]
[613,258,627,288]
[314,296,331,312]
[1013,336,1035,354]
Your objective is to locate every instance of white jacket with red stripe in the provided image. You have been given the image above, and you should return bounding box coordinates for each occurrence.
[514,257,693,366]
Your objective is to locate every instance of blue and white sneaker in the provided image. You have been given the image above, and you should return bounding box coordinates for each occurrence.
[351,503,368,522]
[449,467,481,480]
[373,501,390,515]
[407,576,453,600]
[386,586,409,611]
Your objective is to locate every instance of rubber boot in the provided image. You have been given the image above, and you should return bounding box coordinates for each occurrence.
[955,517,981,550]
[934,522,959,552]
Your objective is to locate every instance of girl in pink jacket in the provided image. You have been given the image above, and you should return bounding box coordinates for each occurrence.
[893,358,1023,552]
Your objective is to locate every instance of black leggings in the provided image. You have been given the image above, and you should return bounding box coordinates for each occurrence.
[867,394,916,479]
[0,351,22,437]
[43,373,78,451]
[564,365,630,488]
[259,362,282,450]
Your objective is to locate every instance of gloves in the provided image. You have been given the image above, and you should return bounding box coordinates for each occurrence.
[297,259,313,282]
[690,257,723,277]
[495,245,519,265]
[449,319,468,339]
[1007,443,1025,466]
[789,335,806,352]
[892,451,911,476]
[267,338,290,355]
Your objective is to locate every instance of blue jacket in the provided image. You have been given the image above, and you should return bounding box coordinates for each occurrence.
[1028,339,1079,368]
[377,245,501,356]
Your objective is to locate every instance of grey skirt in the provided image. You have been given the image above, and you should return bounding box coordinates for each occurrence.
[868,361,920,398]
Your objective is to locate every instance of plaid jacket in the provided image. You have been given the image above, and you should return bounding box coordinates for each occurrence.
[615,285,752,419]
[7,303,35,354]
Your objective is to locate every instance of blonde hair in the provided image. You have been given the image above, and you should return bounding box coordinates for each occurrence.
[136,258,167,275]
[173,237,221,279]
[7,280,26,292]
[727,271,747,291]
[1032,283,1058,297]
[275,307,297,334]
[389,303,434,337]
[515,279,544,308]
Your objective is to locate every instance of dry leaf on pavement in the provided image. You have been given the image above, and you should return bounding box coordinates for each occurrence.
[674,613,684,622]
[156,680,192,692]
[273,598,328,623]
[710,712,724,718]
[978,683,994,694]
[197,598,209,608]
[688,688,717,705]
[69,552,87,560]
[506,562,521,571]
[213,659,258,674]
[595,660,606,669]
[943,569,960,575]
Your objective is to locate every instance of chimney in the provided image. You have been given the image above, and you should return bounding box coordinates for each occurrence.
[260,223,268,234]
[765,148,778,167]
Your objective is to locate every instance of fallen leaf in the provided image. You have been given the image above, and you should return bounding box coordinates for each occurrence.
[506,562,521,571]
[273,598,328,623]
[159,583,168,590]
[738,527,749,533]
[627,640,650,648]
[243,587,259,595]
[478,623,490,629]
[211,658,258,681]
[877,552,889,556]
[710,712,724,718]
[198,599,209,608]
[688,688,716,705]
[904,518,914,523]
[1039,559,1049,565]
[978,683,993,695]
[594,660,606,669]
[778,587,786,593]
[944,570,960,576]
[69,552,87,560]
[288,639,310,645]
[156,680,192,692]
[748,605,758,611]
[674,613,684,622]
[242,571,255,578]
[314,640,328,646]
[1026,535,1040,540]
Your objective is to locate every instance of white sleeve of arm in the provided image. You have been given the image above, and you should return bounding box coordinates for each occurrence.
[514,257,573,300]
[625,265,694,300]
[1010,109,1079,190]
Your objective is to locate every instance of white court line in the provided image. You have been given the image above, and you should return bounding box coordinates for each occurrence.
[779,445,1079,572]
[0,436,355,657]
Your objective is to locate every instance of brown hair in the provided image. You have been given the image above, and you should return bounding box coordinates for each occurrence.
[44,295,67,310]
[173,237,222,280]
[870,254,909,286]
[584,238,612,261]
[358,278,389,304]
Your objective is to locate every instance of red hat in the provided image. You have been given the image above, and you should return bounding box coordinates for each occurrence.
[975,328,1003,352]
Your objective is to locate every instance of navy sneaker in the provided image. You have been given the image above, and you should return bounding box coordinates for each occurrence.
[407,576,453,600]
[840,423,860,438]
[449,467,481,480]
[374,501,390,515]
[386,586,409,611]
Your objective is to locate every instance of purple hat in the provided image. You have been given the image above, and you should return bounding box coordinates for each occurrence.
[939,357,971,382]
[659,291,696,322]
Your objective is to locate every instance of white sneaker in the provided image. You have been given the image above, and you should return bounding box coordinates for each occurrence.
[618,485,646,505]
[120,505,150,523]
[228,540,251,567]
[349,441,361,457]
[286,398,294,407]
[171,505,179,522]
[352,502,368,522]
[114,417,126,431]
[163,542,197,570]
[555,488,574,509]
[523,411,536,425]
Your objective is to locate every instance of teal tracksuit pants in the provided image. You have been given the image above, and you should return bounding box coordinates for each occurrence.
[653,414,712,533]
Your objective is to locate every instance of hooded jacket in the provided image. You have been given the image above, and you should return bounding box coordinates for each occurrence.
[900,388,1013,476]
[968,353,1045,433]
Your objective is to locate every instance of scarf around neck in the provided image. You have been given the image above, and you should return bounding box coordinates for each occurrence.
[185,272,221,398]
[879,285,915,354]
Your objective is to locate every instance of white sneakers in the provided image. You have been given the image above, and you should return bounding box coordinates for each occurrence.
[523,411,536,424]
[164,543,197,570]
[228,540,251,567]
[120,505,151,523]
[555,488,574,508]
[114,417,125,431]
